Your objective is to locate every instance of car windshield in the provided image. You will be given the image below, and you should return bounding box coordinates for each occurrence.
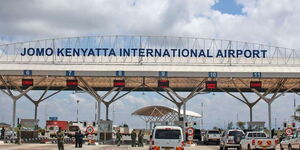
[155,129,181,139]
[248,133,266,137]
[229,131,244,136]
[208,131,220,134]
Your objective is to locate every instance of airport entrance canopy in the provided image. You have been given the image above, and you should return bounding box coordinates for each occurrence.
[132,105,201,128]
[0,35,300,92]
[1,35,300,131]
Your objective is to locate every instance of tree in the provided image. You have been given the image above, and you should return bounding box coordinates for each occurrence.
[236,121,245,129]
[292,105,300,121]
[227,122,233,129]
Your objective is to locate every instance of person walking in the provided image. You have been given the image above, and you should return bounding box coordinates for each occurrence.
[131,129,137,147]
[56,127,64,150]
[16,124,21,145]
[271,128,275,138]
[138,130,144,147]
[115,130,122,146]
[78,131,84,148]
[0,127,5,140]
[75,131,80,148]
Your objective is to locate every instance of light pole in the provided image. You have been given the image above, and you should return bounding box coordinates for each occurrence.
[76,100,79,122]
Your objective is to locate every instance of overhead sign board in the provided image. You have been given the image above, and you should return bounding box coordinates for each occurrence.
[206,81,217,89]
[21,47,268,58]
[250,81,262,89]
[66,80,78,87]
[113,80,125,87]
[158,80,169,88]
[22,79,33,87]
[49,117,58,121]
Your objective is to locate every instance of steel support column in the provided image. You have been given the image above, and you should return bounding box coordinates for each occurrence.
[7,77,66,121]
[0,76,47,127]
[239,78,298,131]
[78,77,142,143]
[102,84,142,120]
[183,101,186,140]
[147,78,206,141]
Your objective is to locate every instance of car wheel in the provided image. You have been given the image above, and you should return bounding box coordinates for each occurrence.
[280,144,284,150]
[219,143,223,150]
[247,144,251,150]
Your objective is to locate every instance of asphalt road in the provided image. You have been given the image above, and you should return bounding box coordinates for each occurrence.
[0,143,219,150]
[0,143,282,150]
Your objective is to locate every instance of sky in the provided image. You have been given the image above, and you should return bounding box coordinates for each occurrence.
[0,0,300,129]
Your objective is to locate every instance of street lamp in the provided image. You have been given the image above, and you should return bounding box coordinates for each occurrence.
[76,100,79,122]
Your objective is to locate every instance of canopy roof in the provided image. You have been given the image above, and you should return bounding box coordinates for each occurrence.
[131,105,201,118]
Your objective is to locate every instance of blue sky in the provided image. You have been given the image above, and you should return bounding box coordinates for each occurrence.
[1,0,300,130]
[212,0,244,15]
[0,90,298,129]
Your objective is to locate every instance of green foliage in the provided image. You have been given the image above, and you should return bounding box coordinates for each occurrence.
[227,122,233,129]
[236,121,245,129]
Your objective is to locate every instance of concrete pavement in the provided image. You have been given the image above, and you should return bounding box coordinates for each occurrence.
[0,143,282,150]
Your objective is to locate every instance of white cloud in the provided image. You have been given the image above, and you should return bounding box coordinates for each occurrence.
[1,0,299,49]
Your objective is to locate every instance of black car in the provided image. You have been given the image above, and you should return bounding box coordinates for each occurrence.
[193,129,202,142]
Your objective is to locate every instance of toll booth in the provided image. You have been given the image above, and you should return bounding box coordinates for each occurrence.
[149,121,169,129]
[247,121,265,130]
[20,119,39,139]
[98,120,113,142]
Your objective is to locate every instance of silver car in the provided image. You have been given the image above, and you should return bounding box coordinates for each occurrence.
[280,131,300,150]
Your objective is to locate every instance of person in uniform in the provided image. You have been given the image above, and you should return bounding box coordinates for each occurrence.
[131,129,137,147]
[0,127,5,140]
[16,124,21,145]
[75,130,80,148]
[115,130,122,146]
[138,130,144,147]
[271,128,275,138]
[78,131,84,148]
[56,127,64,150]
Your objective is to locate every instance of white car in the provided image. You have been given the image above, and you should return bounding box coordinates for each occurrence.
[220,129,245,150]
[149,126,184,150]
[240,131,276,150]
[203,130,221,144]
[280,130,300,150]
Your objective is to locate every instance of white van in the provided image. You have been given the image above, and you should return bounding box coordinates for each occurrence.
[149,126,184,150]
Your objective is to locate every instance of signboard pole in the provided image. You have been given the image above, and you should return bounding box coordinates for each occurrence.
[183,102,186,141]
[97,100,101,143]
